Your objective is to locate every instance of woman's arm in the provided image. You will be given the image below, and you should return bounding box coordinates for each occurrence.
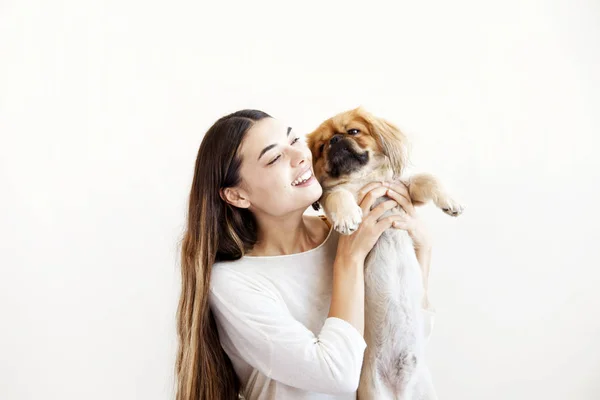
[382,180,435,310]
[208,184,406,395]
[328,254,365,334]
[328,183,409,335]
[209,267,367,394]
[416,245,433,309]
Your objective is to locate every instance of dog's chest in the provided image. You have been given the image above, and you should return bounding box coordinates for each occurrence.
[363,228,424,347]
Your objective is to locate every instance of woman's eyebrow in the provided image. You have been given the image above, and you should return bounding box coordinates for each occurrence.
[257,127,292,161]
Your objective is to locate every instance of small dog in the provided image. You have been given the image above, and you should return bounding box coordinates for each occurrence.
[307,107,464,400]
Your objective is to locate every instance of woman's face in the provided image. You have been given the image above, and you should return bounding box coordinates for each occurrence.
[235,117,322,217]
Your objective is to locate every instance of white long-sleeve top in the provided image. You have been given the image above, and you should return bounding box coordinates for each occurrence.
[209,223,435,400]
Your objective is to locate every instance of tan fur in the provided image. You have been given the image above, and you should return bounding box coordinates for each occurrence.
[307,107,463,228]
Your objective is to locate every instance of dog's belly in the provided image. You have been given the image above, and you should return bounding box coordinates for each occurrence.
[362,228,425,395]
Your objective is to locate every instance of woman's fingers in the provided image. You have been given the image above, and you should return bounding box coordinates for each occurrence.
[377,214,410,231]
[358,186,389,215]
[392,220,410,230]
[366,200,399,223]
[357,180,415,221]
[385,188,415,216]
[371,214,406,236]
[357,182,385,205]
[384,182,415,216]
[386,181,410,202]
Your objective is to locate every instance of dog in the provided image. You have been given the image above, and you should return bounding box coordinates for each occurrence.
[306,107,464,400]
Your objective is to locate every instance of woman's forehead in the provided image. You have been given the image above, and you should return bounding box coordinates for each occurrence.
[240,118,291,160]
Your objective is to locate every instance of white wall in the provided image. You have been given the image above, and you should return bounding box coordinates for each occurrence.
[1,0,599,399]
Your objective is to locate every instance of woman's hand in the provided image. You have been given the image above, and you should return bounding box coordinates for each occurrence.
[336,182,406,264]
[330,182,403,335]
[382,180,432,251]
[383,180,434,309]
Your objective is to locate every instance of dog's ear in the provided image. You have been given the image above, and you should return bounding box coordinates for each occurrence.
[362,109,408,178]
[306,126,325,162]
[306,133,318,161]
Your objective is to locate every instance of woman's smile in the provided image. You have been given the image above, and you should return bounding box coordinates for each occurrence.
[291,168,315,187]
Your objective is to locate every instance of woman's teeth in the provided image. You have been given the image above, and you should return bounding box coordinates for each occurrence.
[292,169,313,186]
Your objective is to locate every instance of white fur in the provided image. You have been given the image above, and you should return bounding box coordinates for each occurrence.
[321,176,438,399]
[313,114,462,398]
[359,221,436,400]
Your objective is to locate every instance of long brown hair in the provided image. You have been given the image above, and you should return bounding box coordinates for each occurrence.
[176,110,271,400]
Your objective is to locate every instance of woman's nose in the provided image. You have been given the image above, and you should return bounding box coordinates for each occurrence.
[291,149,307,167]
[293,156,306,168]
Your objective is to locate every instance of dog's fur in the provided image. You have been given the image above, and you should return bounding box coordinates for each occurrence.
[306,107,463,400]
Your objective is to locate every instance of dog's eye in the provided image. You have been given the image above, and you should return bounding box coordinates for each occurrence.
[318,143,325,154]
[347,129,360,135]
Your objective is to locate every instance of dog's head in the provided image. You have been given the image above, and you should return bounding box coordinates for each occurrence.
[306,107,408,188]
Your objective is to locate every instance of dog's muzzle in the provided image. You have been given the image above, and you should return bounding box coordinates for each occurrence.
[327,137,369,178]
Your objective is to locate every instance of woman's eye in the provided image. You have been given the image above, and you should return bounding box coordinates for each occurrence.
[347,129,360,135]
[268,155,281,165]
[267,138,300,165]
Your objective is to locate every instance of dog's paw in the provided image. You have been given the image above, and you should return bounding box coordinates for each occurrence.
[437,197,465,217]
[329,204,363,235]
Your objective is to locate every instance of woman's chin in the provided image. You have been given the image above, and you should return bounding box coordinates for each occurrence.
[282,181,322,212]
[303,184,323,210]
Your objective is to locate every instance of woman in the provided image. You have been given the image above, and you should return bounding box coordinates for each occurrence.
[176,110,435,400]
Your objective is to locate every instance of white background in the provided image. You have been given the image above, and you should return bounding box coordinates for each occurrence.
[1,0,599,399]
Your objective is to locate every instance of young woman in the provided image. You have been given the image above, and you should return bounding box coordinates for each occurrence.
[176,110,435,400]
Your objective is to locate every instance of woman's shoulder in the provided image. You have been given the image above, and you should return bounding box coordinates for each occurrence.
[210,261,279,304]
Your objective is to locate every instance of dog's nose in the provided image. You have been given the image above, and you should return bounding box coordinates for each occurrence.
[329,134,343,145]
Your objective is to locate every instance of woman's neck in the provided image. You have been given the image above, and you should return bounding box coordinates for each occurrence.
[248,214,328,257]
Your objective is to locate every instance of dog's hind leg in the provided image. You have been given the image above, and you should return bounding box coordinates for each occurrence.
[386,351,421,400]
[358,360,395,400]
[412,365,438,400]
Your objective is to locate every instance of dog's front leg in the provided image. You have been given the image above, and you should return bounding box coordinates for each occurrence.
[405,173,465,217]
[321,188,363,235]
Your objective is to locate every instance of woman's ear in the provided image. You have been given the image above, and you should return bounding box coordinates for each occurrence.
[220,187,251,209]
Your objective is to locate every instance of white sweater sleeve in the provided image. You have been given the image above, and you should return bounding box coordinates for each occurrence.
[209,266,367,394]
